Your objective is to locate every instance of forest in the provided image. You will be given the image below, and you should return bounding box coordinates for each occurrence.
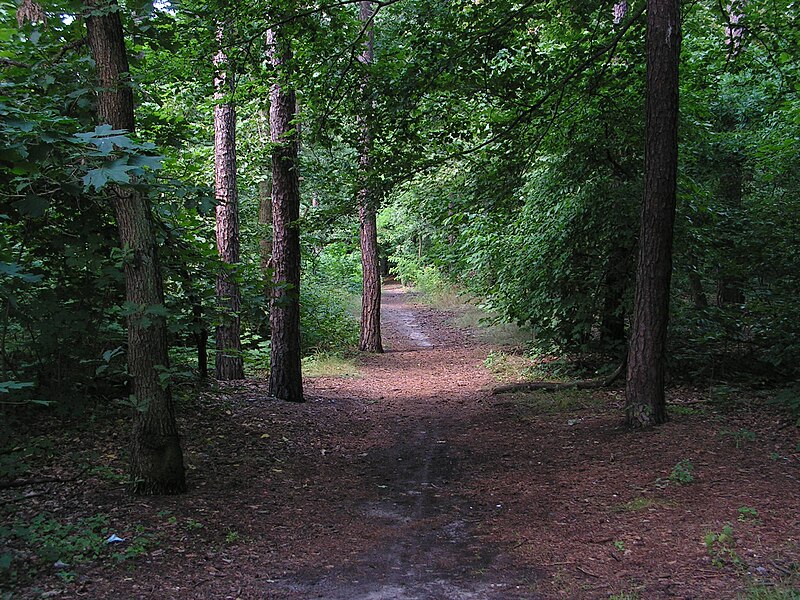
[1,0,799,597]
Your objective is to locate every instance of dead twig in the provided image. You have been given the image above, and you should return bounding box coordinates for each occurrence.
[576,565,600,578]
[0,467,88,490]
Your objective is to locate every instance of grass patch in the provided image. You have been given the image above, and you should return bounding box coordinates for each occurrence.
[484,350,532,382]
[302,352,361,378]
[450,305,532,347]
[613,496,676,513]
[741,585,800,599]
[514,389,603,414]
[609,593,641,600]
[669,404,708,416]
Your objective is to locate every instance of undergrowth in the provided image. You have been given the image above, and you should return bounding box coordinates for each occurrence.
[302,352,361,378]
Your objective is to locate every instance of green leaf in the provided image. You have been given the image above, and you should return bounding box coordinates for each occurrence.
[0,262,42,283]
[0,381,35,393]
[13,194,49,217]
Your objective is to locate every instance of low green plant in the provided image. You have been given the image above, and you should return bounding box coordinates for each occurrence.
[0,513,149,584]
[184,518,204,531]
[225,530,240,544]
[614,497,674,512]
[741,585,800,599]
[613,540,626,553]
[515,389,602,415]
[669,459,695,484]
[669,404,706,416]
[768,385,800,425]
[609,592,640,600]
[721,428,757,449]
[738,506,759,523]
[704,523,742,568]
[90,464,127,484]
[484,350,528,381]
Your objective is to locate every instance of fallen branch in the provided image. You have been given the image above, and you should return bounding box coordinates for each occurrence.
[0,468,88,490]
[576,565,600,578]
[4,491,47,504]
[492,360,626,395]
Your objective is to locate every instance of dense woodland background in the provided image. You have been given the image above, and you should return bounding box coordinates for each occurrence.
[1,0,800,586]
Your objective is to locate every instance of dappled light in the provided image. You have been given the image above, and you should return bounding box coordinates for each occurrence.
[2,0,799,597]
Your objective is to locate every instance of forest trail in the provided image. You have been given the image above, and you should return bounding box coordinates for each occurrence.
[10,284,800,600]
[274,282,541,599]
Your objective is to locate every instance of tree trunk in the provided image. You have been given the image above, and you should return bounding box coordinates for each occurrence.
[625,0,681,428]
[267,27,303,402]
[213,27,244,381]
[357,1,383,353]
[85,0,186,494]
[258,179,273,290]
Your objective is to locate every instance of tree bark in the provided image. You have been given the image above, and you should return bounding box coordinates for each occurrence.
[213,27,244,380]
[258,179,273,290]
[256,109,273,304]
[625,0,681,428]
[357,1,383,353]
[267,26,303,402]
[85,0,186,493]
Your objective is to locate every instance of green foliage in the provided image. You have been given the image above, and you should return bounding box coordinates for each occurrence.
[769,385,800,425]
[721,428,757,449]
[300,276,359,356]
[302,352,360,378]
[742,586,800,600]
[668,459,695,485]
[224,530,240,544]
[0,513,149,585]
[613,496,675,513]
[704,523,742,569]
[609,593,640,600]
[737,506,759,523]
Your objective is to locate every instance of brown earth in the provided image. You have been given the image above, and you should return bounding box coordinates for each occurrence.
[3,282,800,599]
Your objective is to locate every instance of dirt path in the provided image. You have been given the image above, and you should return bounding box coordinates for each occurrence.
[6,283,800,599]
[275,283,539,599]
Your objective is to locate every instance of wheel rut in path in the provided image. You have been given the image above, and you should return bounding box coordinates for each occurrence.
[279,283,541,599]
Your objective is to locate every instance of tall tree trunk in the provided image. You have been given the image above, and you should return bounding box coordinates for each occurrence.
[85,0,186,493]
[256,109,273,304]
[258,179,273,291]
[267,27,303,402]
[357,1,383,353]
[625,0,681,428]
[213,27,244,381]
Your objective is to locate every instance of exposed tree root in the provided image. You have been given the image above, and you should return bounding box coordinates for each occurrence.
[492,360,626,395]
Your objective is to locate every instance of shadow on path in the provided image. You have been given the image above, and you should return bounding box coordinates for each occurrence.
[277,283,542,599]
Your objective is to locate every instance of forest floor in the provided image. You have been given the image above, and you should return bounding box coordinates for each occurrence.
[3,282,800,599]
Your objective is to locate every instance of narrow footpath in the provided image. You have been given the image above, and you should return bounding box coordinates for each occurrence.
[275,282,540,599]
